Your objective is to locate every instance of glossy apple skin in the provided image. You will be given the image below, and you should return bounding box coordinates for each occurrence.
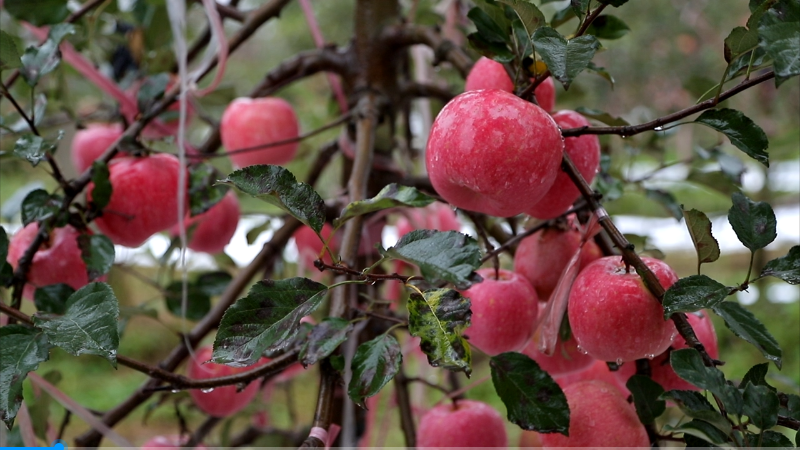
[540,380,649,448]
[459,268,539,355]
[88,154,185,248]
[464,57,556,112]
[141,435,207,449]
[70,123,124,173]
[513,223,602,300]
[568,256,678,362]
[526,110,600,219]
[555,359,630,398]
[187,346,261,418]
[7,223,91,299]
[520,327,594,377]
[426,89,563,217]
[170,191,240,254]
[221,97,299,168]
[416,399,507,448]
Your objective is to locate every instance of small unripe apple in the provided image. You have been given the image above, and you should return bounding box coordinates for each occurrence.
[464,57,556,111]
[459,268,539,355]
[540,380,649,448]
[187,346,262,417]
[170,190,240,254]
[426,89,563,217]
[7,223,91,299]
[70,123,124,173]
[526,110,600,220]
[88,153,186,248]
[568,256,678,362]
[520,326,594,377]
[141,435,207,449]
[416,399,507,447]
[220,97,300,168]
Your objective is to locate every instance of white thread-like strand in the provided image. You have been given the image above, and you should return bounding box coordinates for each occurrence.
[193,0,229,96]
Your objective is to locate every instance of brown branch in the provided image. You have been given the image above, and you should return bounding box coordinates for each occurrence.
[777,415,800,431]
[400,81,455,103]
[380,24,473,77]
[575,2,608,37]
[301,359,339,448]
[394,368,417,448]
[184,416,221,448]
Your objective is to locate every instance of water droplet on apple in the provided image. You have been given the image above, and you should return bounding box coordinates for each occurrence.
[646,354,655,360]
[615,358,623,365]
[670,332,678,340]
[171,389,180,394]
[576,345,589,355]
[200,387,214,393]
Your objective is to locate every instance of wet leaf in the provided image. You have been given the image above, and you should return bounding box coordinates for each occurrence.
[712,301,782,369]
[299,318,353,367]
[728,191,777,252]
[532,26,601,89]
[33,284,74,315]
[0,325,50,429]
[682,208,721,269]
[760,245,800,284]
[408,288,472,374]
[335,184,434,228]
[77,234,115,281]
[627,375,666,424]
[348,334,402,409]
[695,109,769,167]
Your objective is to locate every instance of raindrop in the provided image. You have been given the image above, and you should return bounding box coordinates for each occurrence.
[654,126,664,131]
[646,354,655,360]
[171,389,180,394]
[200,388,214,393]
[670,332,678,341]
[615,358,623,365]
[576,345,589,355]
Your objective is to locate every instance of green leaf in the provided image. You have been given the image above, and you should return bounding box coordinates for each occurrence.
[21,189,62,226]
[597,0,629,6]
[626,375,666,424]
[574,107,628,126]
[760,430,794,447]
[77,234,115,281]
[348,334,402,409]
[13,135,55,167]
[20,24,75,85]
[136,73,170,114]
[212,278,328,366]
[467,6,511,45]
[712,301,782,369]
[0,30,23,71]
[0,228,11,287]
[728,191,777,252]
[0,228,8,262]
[4,0,69,26]
[550,5,577,28]
[760,245,800,284]
[687,169,739,196]
[585,61,615,87]
[299,318,353,367]
[408,289,472,374]
[742,382,779,429]
[645,188,683,220]
[379,230,482,290]
[334,184,435,228]
[33,282,120,367]
[739,362,774,390]
[472,0,513,36]
[758,0,800,86]
[189,163,227,216]
[0,325,50,429]
[694,109,769,167]
[33,284,74,315]
[779,393,800,421]
[489,352,569,434]
[682,208,721,269]
[665,419,731,445]
[663,275,729,318]
[670,348,743,414]
[28,370,60,440]
[661,390,732,437]
[585,15,630,40]
[220,165,326,235]
[195,271,233,296]
[570,0,590,17]
[496,0,545,35]
[532,27,601,89]
[164,281,211,321]
[89,161,113,210]
[467,32,516,63]
[725,26,760,62]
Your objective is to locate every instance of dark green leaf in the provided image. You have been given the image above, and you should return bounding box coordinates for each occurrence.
[189,164,227,216]
[0,227,8,261]
[4,0,69,26]
[19,24,75,85]
[0,30,23,71]
[760,430,794,447]
[195,271,233,296]
[550,5,577,28]
[472,0,512,36]
[33,282,120,367]
[585,15,630,40]
[682,208,721,268]
[164,281,211,321]
[695,109,769,167]
[28,370,60,440]
[742,382,779,429]
[725,26,759,62]
[89,161,113,210]
[299,318,353,367]
[570,0,590,17]
[725,47,769,81]
[348,334,402,409]
[408,289,472,374]
[21,189,64,227]
[334,184,435,228]
[490,352,569,434]
[760,245,800,284]
[512,17,533,61]
[33,284,74,315]
[595,173,624,202]
[220,165,326,235]
[728,191,777,251]
[467,7,511,45]
[661,390,732,436]
[665,419,731,445]
[779,393,800,421]
[77,234,115,281]
[597,0,629,6]
[670,348,743,414]
[467,32,516,63]
[739,362,774,390]
[712,301,782,369]
[758,0,800,86]
[0,228,10,287]
[687,169,739,196]
[212,278,328,366]
[496,0,545,35]
[626,375,666,424]
[13,135,55,167]
[136,73,170,114]
[645,188,683,220]
[532,27,601,89]
[574,107,628,126]
[585,61,615,87]
[663,276,729,318]
[379,230,482,290]
[0,325,50,429]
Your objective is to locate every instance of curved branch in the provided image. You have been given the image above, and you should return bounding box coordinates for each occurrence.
[400,81,456,103]
[380,24,473,77]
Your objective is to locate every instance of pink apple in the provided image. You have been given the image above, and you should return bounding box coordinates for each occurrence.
[520,327,593,377]
[464,57,556,111]
[7,223,91,299]
[70,123,124,173]
[220,97,300,168]
[426,89,563,217]
[87,153,186,248]
[555,359,630,398]
[396,203,461,237]
[170,190,240,254]
[416,399,507,447]
[141,435,207,449]
[513,221,603,300]
[459,268,539,355]
[540,380,649,448]
[518,430,543,448]
[526,110,600,219]
[294,223,336,271]
[568,256,678,362]
[187,346,262,417]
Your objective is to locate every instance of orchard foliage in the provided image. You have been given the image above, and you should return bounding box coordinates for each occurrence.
[1,0,799,448]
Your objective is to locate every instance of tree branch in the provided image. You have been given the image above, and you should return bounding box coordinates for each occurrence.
[380,24,473,77]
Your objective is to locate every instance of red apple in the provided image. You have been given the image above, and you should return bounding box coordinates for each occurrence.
[187,346,261,417]
[426,89,563,217]
[513,221,603,300]
[416,399,507,447]
[459,268,539,355]
[294,223,336,271]
[220,97,300,168]
[170,190,240,254]
[568,256,678,362]
[396,203,461,237]
[141,435,207,450]
[70,123,123,173]
[555,359,630,398]
[7,223,92,299]
[526,110,600,219]
[540,380,649,448]
[464,57,556,111]
[520,327,594,377]
[87,154,186,248]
